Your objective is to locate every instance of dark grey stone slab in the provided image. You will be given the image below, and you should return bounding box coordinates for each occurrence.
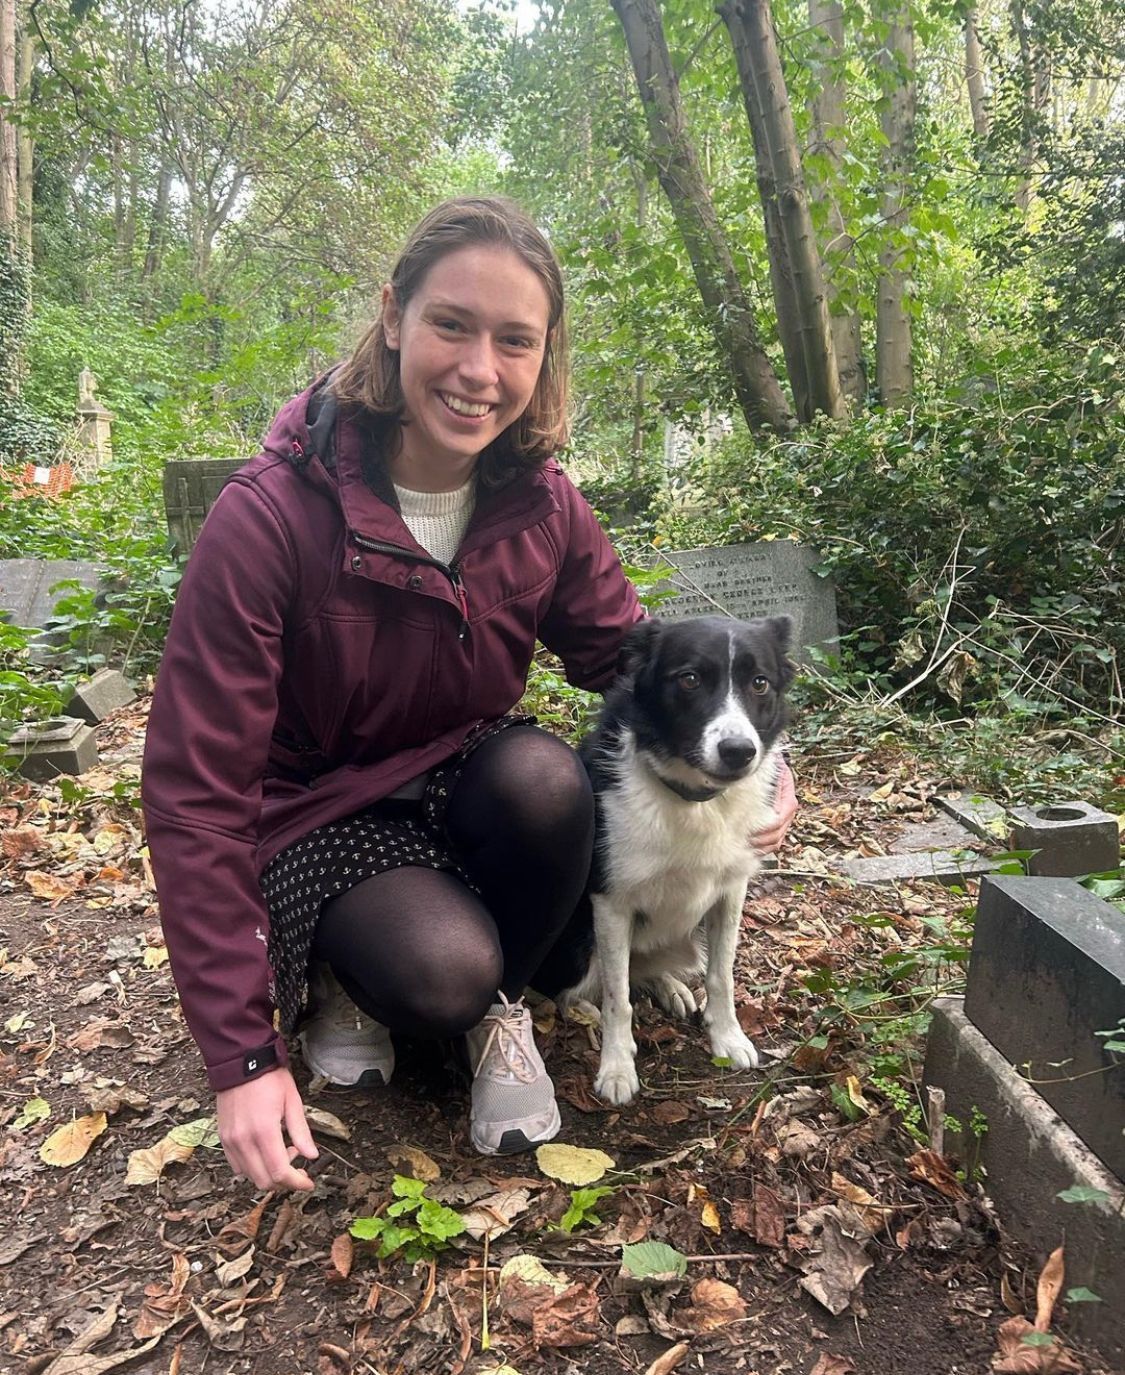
[925,996,1124,1363]
[0,559,103,631]
[1009,801,1120,878]
[935,792,1008,843]
[65,668,136,724]
[162,457,247,555]
[6,716,98,780]
[964,876,1125,1179]
[887,814,982,855]
[841,849,1003,886]
[657,542,838,661]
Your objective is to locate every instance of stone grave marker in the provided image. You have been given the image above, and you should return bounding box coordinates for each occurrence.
[6,716,98,780]
[656,541,838,661]
[0,559,103,633]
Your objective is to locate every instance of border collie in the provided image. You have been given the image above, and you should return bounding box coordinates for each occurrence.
[556,614,794,1106]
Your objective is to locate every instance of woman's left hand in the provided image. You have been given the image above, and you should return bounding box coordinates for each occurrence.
[751,757,797,855]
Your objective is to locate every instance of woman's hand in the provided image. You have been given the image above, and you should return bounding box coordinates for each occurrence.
[215,1067,319,1192]
[751,757,797,855]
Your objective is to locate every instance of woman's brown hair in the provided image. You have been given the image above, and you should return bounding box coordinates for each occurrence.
[331,196,569,485]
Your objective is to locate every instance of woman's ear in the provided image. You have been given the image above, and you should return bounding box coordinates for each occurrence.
[382,284,401,350]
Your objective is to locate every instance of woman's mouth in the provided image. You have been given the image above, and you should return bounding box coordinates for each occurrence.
[440,392,494,419]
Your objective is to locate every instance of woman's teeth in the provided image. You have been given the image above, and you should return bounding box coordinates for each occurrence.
[441,393,492,417]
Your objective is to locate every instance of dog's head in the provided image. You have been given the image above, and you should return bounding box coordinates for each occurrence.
[616,614,794,791]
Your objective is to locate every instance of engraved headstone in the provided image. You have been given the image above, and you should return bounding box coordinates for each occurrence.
[0,559,103,631]
[657,541,838,660]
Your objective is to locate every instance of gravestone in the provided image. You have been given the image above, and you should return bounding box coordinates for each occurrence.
[657,541,838,660]
[162,457,247,555]
[6,716,98,780]
[0,559,103,632]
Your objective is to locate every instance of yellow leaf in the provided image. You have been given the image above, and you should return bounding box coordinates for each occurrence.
[700,1200,722,1234]
[92,824,127,855]
[386,1144,440,1181]
[24,870,81,902]
[845,1076,872,1114]
[869,782,894,802]
[125,1135,194,1185]
[535,1142,616,1185]
[14,1097,50,1130]
[40,1112,107,1167]
[168,1116,220,1148]
[142,945,169,968]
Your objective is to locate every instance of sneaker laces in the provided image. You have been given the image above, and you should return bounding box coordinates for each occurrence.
[471,994,537,1084]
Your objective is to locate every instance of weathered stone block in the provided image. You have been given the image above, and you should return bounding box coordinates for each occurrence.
[1009,801,1120,877]
[0,559,103,631]
[964,876,1125,1179]
[6,717,99,781]
[162,457,247,555]
[65,668,136,724]
[841,849,1002,886]
[925,996,1124,1363]
[935,792,1008,843]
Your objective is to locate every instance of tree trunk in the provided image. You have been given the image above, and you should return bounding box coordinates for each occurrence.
[875,11,914,407]
[0,0,16,245]
[806,0,865,406]
[16,19,30,259]
[720,0,845,423]
[1010,0,1048,212]
[611,0,793,433]
[143,160,172,282]
[964,7,989,141]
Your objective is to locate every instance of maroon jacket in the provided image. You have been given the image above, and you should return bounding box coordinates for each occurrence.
[142,384,642,1090]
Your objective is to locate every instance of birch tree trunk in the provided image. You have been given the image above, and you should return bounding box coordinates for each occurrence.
[807,0,865,406]
[964,6,990,141]
[721,0,845,421]
[611,0,794,433]
[0,0,16,245]
[1010,0,1049,212]
[875,10,915,406]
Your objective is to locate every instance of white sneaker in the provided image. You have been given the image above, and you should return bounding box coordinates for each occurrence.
[298,963,394,1087]
[465,994,561,1155]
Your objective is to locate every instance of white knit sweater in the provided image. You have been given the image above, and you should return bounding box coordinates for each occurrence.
[393,478,476,567]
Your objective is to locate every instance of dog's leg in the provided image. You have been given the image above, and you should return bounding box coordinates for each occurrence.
[702,885,759,1070]
[592,895,641,1105]
[644,973,698,1019]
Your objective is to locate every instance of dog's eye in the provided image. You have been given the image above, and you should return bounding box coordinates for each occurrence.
[677,671,702,691]
[751,675,770,695]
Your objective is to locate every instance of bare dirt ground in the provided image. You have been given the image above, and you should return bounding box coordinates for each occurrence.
[0,700,1110,1375]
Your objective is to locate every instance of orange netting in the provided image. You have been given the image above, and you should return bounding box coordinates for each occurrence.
[2,462,76,501]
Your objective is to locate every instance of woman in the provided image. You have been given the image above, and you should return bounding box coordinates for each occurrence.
[142,196,796,1192]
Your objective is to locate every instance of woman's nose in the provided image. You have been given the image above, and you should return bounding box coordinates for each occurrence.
[459,336,500,386]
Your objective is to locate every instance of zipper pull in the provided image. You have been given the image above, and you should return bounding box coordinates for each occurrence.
[449,566,469,640]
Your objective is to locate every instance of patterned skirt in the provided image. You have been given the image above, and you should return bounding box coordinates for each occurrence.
[260,715,532,1033]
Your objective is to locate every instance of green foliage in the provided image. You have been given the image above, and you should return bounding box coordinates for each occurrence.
[557,1185,615,1233]
[350,1175,467,1263]
[620,1240,688,1279]
[0,621,68,746]
[1056,1184,1111,1206]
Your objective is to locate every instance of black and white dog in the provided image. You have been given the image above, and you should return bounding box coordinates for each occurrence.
[556,614,794,1106]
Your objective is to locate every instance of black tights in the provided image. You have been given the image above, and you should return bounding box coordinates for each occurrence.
[312,726,593,1038]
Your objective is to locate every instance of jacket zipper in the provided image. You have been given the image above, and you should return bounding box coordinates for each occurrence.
[350,532,470,640]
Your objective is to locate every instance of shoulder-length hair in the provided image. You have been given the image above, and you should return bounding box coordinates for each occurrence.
[331,197,569,487]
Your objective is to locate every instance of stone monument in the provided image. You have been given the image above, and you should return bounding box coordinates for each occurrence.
[75,367,114,474]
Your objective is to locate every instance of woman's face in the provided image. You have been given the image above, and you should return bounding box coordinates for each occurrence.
[382,243,551,489]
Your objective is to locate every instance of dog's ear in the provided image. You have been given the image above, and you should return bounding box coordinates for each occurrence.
[617,618,661,681]
[763,614,797,689]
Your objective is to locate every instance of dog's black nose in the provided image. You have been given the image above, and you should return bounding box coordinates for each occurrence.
[717,738,757,770]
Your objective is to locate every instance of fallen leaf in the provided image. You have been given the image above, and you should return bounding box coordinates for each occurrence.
[214,1246,255,1286]
[991,1316,1083,1372]
[134,1253,191,1338]
[905,1147,968,1200]
[1035,1247,1065,1332]
[142,945,169,968]
[643,1342,691,1375]
[650,1100,692,1125]
[498,1254,569,1294]
[809,1357,857,1375]
[168,1117,219,1148]
[40,1112,107,1167]
[190,1302,246,1353]
[753,1183,786,1248]
[72,1019,135,1052]
[461,1187,532,1240]
[125,1135,194,1184]
[25,870,81,902]
[499,1271,601,1348]
[676,1278,746,1332]
[2,827,44,861]
[76,981,112,1005]
[385,1144,440,1180]
[536,1142,615,1185]
[700,1200,721,1234]
[305,1106,351,1141]
[792,1204,874,1316]
[621,1241,688,1281]
[831,1171,891,1234]
[13,1096,50,1130]
[329,1233,353,1280]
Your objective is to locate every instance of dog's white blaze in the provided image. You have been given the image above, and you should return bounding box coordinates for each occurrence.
[699,689,761,775]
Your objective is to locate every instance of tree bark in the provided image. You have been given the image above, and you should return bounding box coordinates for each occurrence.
[16,18,31,259]
[143,160,172,282]
[611,0,793,433]
[0,0,16,245]
[806,0,864,406]
[964,6,989,141]
[720,0,845,422]
[875,10,914,407]
[1010,0,1049,212]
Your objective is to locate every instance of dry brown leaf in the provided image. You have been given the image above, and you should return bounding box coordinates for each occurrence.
[1001,1272,1024,1315]
[329,1233,354,1281]
[214,1246,255,1286]
[676,1278,746,1332]
[72,1019,135,1052]
[650,1100,692,1125]
[501,1273,602,1348]
[753,1182,786,1248]
[809,1357,857,1375]
[2,827,44,861]
[643,1342,691,1375]
[219,1194,274,1248]
[41,1295,171,1375]
[992,1316,1083,1373]
[792,1205,874,1316]
[191,1302,247,1353]
[700,1199,721,1234]
[40,1112,107,1167]
[25,870,82,902]
[385,1144,440,1181]
[1035,1247,1065,1332]
[905,1148,968,1200]
[125,1135,193,1185]
[304,1106,351,1141]
[134,1254,191,1338]
[831,1171,891,1234]
[461,1187,532,1240]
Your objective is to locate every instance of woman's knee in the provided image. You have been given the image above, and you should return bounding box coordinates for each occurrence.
[383,942,503,1037]
[451,726,593,846]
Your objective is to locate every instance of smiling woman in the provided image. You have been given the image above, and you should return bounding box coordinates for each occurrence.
[139,193,797,1194]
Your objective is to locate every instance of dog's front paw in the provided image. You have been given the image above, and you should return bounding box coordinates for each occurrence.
[648,974,698,1020]
[710,1029,759,1071]
[594,1058,641,1106]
